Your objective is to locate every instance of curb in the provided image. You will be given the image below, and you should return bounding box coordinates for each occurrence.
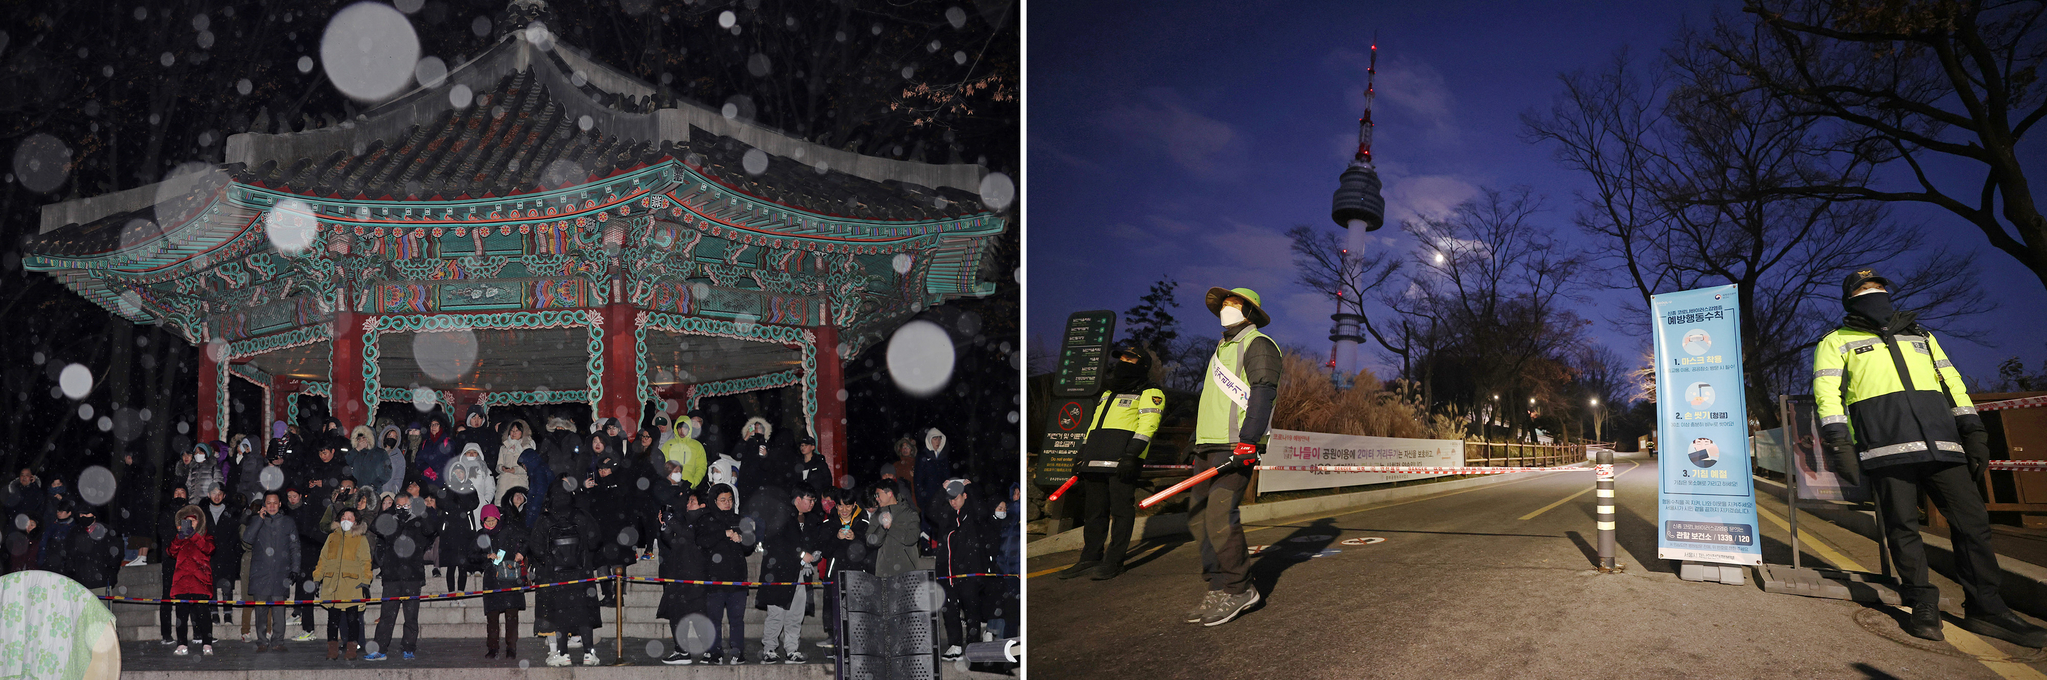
[1753,475,2047,620]
[1027,461,1590,558]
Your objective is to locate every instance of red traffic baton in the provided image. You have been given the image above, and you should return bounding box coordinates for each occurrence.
[1046,475,1080,502]
[1140,465,1223,509]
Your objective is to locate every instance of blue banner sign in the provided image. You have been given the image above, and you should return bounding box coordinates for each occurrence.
[1653,284,1762,565]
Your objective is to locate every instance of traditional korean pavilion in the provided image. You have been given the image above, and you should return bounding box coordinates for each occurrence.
[19,5,1007,482]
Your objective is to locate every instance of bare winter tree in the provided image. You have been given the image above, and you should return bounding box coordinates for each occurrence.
[1524,51,1991,426]
[1701,0,2047,291]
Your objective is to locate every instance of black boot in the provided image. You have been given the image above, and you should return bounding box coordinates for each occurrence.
[1056,561,1099,580]
[1905,602,1945,641]
[1958,611,2047,648]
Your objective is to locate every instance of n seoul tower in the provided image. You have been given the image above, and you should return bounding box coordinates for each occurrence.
[1325,42,1383,389]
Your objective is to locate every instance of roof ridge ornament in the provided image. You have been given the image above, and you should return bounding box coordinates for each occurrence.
[496,0,554,43]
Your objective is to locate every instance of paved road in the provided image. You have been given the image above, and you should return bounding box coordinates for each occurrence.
[1027,452,2047,680]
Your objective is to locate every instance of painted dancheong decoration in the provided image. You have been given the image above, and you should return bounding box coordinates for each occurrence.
[18,2,1008,486]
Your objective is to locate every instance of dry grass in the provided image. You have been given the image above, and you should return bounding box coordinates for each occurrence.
[1272,354,1467,440]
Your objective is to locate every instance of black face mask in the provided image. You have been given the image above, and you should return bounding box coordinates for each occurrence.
[1847,291,1895,325]
[1106,361,1148,391]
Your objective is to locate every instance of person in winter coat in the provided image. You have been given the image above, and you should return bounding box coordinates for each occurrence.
[454,405,501,467]
[819,490,872,651]
[155,486,192,643]
[732,417,788,522]
[586,453,639,581]
[230,435,266,506]
[365,491,438,661]
[794,436,833,496]
[417,417,456,491]
[345,426,391,498]
[438,447,487,594]
[178,442,228,505]
[242,491,300,651]
[3,467,43,525]
[659,424,709,489]
[479,503,527,659]
[167,503,216,656]
[292,440,347,495]
[757,487,830,663]
[198,485,243,626]
[537,415,588,501]
[866,480,921,579]
[696,483,756,665]
[499,486,535,531]
[655,490,708,665]
[933,481,992,660]
[64,507,120,592]
[35,500,78,573]
[989,483,1021,640]
[591,418,628,466]
[530,484,602,667]
[890,437,918,495]
[914,429,960,533]
[378,425,407,496]
[3,515,39,575]
[286,487,325,641]
[497,420,535,499]
[313,507,371,660]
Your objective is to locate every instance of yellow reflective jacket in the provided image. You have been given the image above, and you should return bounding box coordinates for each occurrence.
[1813,315,1979,469]
[1075,386,1166,474]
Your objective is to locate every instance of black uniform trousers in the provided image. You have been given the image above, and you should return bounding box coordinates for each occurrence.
[374,581,424,653]
[1078,473,1138,567]
[1870,460,2008,615]
[1184,444,1253,595]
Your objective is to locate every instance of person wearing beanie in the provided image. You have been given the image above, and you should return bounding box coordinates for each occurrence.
[1059,340,1166,581]
[1815,268,2046,647]
[478,502,527,659]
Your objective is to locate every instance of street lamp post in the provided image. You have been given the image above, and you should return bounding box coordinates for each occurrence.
[1589,397,1605,443]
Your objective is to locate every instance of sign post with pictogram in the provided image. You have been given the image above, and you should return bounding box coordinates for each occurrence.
[1036,311,1116,487]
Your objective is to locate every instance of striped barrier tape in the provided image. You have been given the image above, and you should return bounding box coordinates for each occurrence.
[1989,460,2047,470]
[620,573,1016,588]
[1142,464,1594,475]
[1978,395,2047,412]
[97,576,613,606]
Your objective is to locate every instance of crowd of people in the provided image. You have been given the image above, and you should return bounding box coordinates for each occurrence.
[1,404,1020,667]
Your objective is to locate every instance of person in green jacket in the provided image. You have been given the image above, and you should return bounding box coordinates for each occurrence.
[1058,340,1166,581]
[1185,287,1281,627]
[661,412,710,489]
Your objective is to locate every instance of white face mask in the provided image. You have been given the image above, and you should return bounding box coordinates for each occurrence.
[669,472,683,483]
[993,509,1008,520]
[339,520,355,532]
[1219,306,1247,327]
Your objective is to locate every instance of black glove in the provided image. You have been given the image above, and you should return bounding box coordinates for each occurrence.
[1117,455,1143,485]
[1964,430,1991,485]
[1824,437,1862,488]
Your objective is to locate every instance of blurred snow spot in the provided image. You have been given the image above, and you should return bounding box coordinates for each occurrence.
[160,52,175,67]
[954,51,967,65]
[266,198,319,255]
[59,364,92,399]
[78,403,94,420]
[97,416,112,432]
[394,0,424,14]
[237,78,252,95]
[721,103,737,120]
[746,53,771,77]
[78,466,117,506]
[886,321,955,398]
[12,134,72,193]
[979,172,1014,210]
[448,83,474,108]
[411,387,438,411]
[718,11,736,29]
[413,56,447,88]
[892,254,913,275]
[471,16,491,37]
[742,148,768,175]
[320,2,421,102]
[946,7,967,28]
[260,466,285,491]
[297,56,314,74]
[577,115,593,131]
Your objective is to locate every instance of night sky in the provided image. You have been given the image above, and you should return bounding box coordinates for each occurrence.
[1025,0,2047,394]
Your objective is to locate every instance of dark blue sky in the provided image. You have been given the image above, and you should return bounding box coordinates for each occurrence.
[1026,0,2047,395]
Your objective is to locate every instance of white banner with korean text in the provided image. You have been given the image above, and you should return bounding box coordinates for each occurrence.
[1256,429,1466,493]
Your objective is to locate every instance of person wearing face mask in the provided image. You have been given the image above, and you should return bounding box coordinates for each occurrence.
[497,420,535,497]
[1815,269,2044,647]
[1184,287,1282,627]
[660,413,710,489]
[314,507,371,660]
[378,425,408,497]
[1058,340,1165,581]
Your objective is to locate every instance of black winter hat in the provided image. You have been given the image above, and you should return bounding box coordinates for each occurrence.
[1841,268,1893,301]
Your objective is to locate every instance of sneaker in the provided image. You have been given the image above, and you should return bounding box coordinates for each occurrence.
[762,650,782,664]
[174,645,189,656]
[726,652,745,665]
[582,653,600,666]
[544,652,572,667]
[292,631,316,642]
[786,651,806,664]
[661,651,692,665]
[1055,561,1100,580]
[815,640,836,650]
[160,638,177,646]
[202,644,214,656]
[288,614,301,626]
[699,651,717,665]
[1958,611,2047,648]
[363,652,387,661]
[1200,588,1262,627]
[1185,591,1222,624]
[125,556,147,567]
[403,651,415,660]
[567,635,582,649]
[941,645,963,661]
[241,633,254,643]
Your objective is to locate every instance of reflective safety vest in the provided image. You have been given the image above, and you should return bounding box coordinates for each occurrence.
[1813,325,1975,468]
[1076,386,1166,473]
[1195,327,1280,446]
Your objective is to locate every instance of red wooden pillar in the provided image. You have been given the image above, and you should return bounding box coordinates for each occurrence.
[270,377,295,428]
[812,325,848,488]
[331,310,366,432]
[197,341,220,443]
[600,301,641,427]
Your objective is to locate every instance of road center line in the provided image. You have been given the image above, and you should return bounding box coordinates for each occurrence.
[1518,459,1638,521]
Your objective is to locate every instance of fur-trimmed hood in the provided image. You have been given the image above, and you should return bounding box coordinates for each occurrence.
[546,415,576,432]
[174,504,208,534]
[740,417,773,442]
[350,425,376,451]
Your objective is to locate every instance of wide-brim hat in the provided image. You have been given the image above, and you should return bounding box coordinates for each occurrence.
[1841,268,1892,301]
[1205,287,1271,327]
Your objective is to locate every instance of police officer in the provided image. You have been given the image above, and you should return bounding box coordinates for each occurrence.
[1816,268,2047,647]
[1057,340,1166,581]
[1185,287,1281,627]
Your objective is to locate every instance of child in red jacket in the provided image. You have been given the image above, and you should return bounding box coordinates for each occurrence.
[167,504,216,656]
